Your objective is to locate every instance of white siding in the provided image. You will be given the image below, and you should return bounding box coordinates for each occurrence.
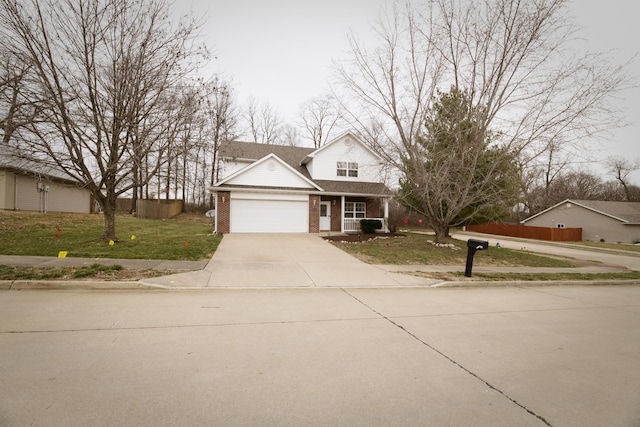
[226,158,313,188]
[219,159,252,181]
[308,135,382,182]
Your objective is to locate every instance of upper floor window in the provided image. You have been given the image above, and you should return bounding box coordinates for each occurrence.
[337,161,358,177]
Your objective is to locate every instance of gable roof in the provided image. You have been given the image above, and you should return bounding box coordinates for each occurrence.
[523,199,640,225]
[300,131,382,165]
[215,153,322,190]
[219,141,314,179]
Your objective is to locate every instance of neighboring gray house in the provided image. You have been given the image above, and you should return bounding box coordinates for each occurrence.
[0,144,92,213]
[521,199,640,243]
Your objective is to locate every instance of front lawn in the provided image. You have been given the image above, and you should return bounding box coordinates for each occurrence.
[0,211,220,261]
[328,232,576,267]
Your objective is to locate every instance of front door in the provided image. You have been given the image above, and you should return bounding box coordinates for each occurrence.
[320,201,331,231]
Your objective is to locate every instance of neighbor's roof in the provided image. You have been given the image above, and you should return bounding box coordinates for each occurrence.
[523,199,640,224]
[571,199,640,224]
[0,143,75,183]
[218,140,392,196]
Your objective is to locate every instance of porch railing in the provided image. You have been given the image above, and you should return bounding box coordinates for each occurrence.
[343,217,388,233]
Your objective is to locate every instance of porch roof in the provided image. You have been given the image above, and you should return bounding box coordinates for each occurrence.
[313,180,393,197]
[213,181,393,198]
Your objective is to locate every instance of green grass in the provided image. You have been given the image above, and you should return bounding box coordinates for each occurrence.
[0,264,121,280]
[0,263,178,281]
[0,211,221,261]
[330,232,576,267]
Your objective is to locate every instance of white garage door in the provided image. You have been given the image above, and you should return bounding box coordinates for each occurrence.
[231,194,308,233]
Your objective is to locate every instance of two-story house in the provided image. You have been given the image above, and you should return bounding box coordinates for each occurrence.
[211,132,393,233]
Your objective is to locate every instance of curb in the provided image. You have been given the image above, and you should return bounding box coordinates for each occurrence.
[2,278,639,291]
[428,279,640,288]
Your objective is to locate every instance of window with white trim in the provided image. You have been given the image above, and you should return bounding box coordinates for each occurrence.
[337,161,358,177]
[344,202,366,218]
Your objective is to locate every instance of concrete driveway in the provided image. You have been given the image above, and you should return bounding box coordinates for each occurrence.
[141,234,435,289]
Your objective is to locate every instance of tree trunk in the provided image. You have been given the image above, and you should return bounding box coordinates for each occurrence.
[432,223,448,244]
[130,162,138,214]
[100,196,117,242]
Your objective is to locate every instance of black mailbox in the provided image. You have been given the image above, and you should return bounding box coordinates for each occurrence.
[467,239,488,250]
[465,239,489,277]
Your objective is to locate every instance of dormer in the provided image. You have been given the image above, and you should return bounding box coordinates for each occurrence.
[300,132,383,182]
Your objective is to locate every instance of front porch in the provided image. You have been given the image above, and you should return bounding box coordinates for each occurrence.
[319,195,389,233]
[342,217,388,233]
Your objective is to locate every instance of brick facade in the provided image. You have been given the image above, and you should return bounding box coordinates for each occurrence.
[308,195,320,233]
[216,191,230,234]
[366,198,381,217]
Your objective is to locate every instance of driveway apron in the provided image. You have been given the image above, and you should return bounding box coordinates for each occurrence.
[141,234,433,288]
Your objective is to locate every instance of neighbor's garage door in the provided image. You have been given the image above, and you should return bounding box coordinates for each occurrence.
[230,193,308,233]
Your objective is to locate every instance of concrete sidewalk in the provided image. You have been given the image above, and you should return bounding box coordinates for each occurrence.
[451,231,640,271]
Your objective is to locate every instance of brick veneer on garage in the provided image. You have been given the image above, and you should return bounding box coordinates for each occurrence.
[216,191,230,233]
[309,195,320,233]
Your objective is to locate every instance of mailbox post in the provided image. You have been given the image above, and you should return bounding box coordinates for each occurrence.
[465,239,489,277]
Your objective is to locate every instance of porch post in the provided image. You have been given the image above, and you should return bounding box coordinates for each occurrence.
[384,197,389,232]
[341,196,345,233]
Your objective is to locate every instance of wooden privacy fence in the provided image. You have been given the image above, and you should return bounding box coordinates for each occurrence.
[136,199,183,220]
[466,223,582,242]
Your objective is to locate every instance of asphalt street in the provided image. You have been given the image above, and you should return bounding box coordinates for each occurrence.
[1,285,639,426]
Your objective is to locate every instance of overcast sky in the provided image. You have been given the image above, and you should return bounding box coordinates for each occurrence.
[181,0,640,183]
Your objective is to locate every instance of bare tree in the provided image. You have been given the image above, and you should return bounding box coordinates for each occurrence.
[0,50,41,145]
[299,95,342,148]
[334,0,632,240]
[246,97,282,144]
[201,76,239,207]
[0,0,206,240]
[607,156,640,201]
[279,124,301,147]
